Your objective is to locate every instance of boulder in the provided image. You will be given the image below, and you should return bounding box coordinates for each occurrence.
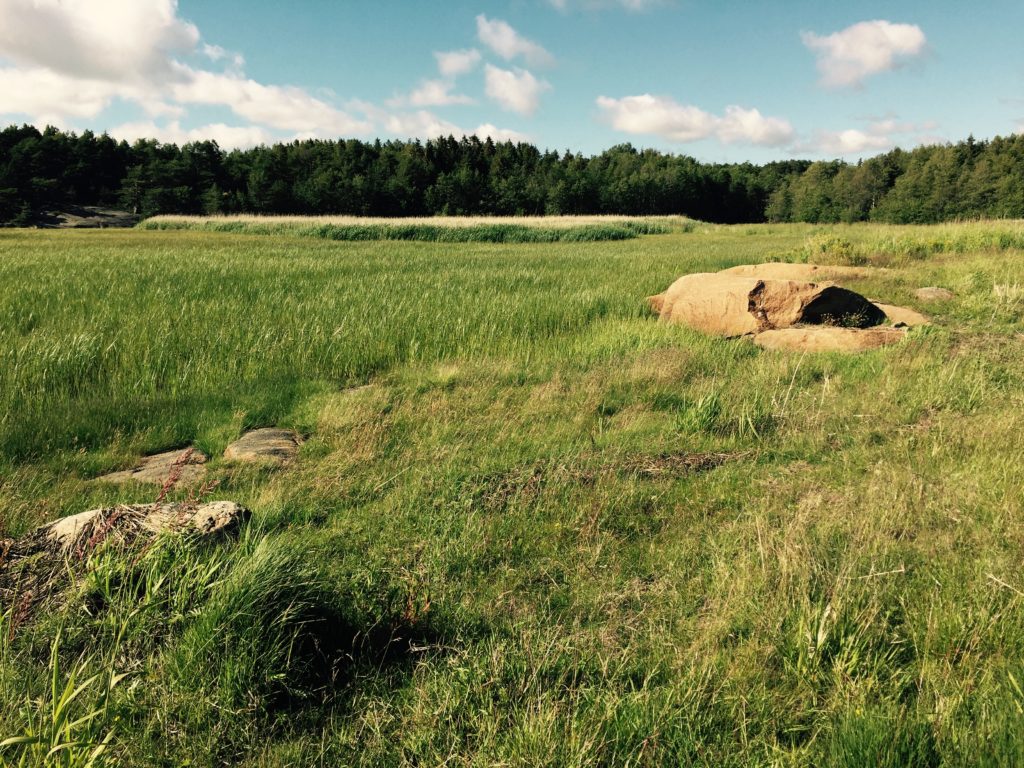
[753,327,907,353]
[648,273,886,337]
[914,286,955,301]
[97,447,207,485]
[224,428,301,464]
[720,263,874,281]
[872,302,930,327]
[0,501,249,607]
[40,501,249,554]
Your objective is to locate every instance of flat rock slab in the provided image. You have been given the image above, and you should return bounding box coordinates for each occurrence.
[753,326,907,353]
[224,428,301,464]
[721,263,876,282]
[915,287,955,301]
[98,448,207,485]
[872,302,930,327]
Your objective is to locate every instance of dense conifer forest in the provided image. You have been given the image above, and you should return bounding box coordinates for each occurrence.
[2,123,1022,225]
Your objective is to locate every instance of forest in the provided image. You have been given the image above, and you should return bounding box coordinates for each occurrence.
[2,123,1023,226]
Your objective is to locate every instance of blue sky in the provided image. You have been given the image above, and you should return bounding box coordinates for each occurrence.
[0,0,1021,161]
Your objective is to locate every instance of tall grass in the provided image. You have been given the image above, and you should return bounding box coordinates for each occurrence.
[0,631,124,768]
[3,221,1024,765]
[138,216,675,242]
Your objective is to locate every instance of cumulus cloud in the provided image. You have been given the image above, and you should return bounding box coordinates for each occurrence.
[484,65,551,116]
[477,15,555,68]
[390,48,479,108]
[170,67,370,136]
[435,48,481,78]
[792,115,944,156]
[864,116,938,136]
[801,129,894,155]
[596,94,794,146]
[0,0,197,83]
[110,119,273,148]
[0,0,371,142]
[717,106,796,147]
[0,67,123,125]
[802,20,926,88]
[354,100,526,142]
[201,43,244,71]
[473,123,530,143]
[403,79,475,107]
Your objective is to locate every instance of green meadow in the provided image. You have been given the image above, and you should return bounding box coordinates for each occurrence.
[2,219,1024,766]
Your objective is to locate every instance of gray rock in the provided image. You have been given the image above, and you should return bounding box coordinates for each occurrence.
[914,287,955,301]
[43,501,249,553]
[224,428,301,464]
[97,447,207,485]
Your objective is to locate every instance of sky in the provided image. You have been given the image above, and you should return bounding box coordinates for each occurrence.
[0,0,1022,162]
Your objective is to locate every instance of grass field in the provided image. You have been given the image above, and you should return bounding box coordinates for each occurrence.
[2,220,1024,766]
[139,214,683,242]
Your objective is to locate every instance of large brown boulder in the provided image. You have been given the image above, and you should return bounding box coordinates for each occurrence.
[721,263,874,281]
[648,273,886,337]
[753,327,906,353]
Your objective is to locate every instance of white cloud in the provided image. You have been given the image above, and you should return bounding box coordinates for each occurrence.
[170,67,370,136]
[473,123,530,143]
[110,119,273,148]
[0,0,198,83]
[201,43,244,70]
[435,48,481,78]
[484,65,551,116]
[0,67,121,124]
[802,20,926,88]
[404,79,474,107]
[864,117,938,136]
[800,129,894,155]
[596,94,794,146]
[717,106,796,146]
[354,100,525,142]
[0,0,372,142]
[477,15,555,68]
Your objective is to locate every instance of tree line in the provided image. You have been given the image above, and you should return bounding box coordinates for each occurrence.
[2,123,1023,226]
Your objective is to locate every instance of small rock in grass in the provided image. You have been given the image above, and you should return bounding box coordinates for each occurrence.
[42,501,249,553]
[914,287,955,301]
[0,501,249,609]
[97,447,207,485]
[224,428,302,464]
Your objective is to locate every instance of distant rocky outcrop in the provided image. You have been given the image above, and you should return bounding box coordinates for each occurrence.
[33,205,139,229]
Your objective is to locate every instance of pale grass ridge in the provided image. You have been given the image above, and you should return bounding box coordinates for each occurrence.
[145,213,693,229]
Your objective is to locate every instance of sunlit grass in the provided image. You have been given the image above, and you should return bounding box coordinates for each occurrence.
[2,222,1024,765]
